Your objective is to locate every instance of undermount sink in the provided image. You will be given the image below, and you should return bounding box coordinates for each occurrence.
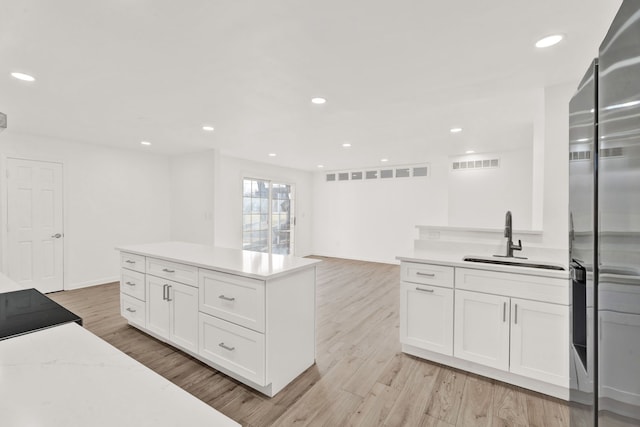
[463,255,566,271]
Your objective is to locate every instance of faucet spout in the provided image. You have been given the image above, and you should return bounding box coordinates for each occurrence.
[503,210,522,257]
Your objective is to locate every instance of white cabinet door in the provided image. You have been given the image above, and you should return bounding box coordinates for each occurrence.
[509,298,569,386]
[454,289,510,370]
[169,282,199,353]
[400,283,453,355]
[146,276,170,339]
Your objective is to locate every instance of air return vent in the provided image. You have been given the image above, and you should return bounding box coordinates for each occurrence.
[569,150,591,161]
[452,158,500,171]
[601,147,623,158]
[325,163,429,183]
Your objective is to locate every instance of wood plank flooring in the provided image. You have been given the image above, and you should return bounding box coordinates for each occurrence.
[48,256,569,427]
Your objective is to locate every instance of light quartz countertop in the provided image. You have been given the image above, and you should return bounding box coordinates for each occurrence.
[0,271,239,427]
[116,241,321,279]
[0,323,239,427]
[397,250,570,279]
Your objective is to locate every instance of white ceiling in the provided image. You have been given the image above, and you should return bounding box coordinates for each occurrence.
[0,0,622,171]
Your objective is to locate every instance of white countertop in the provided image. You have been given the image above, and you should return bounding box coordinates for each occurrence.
[397,250,570,279]
[116,241,321,279]
[0,323,240,427]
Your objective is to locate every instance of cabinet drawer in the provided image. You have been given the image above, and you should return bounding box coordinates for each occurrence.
[198,313,265,386]
[199,269,265,333]
[120,252,146,273]
[455,268,569,304]
[121,293,146,328]
[401,262,454,288]
[120,269,146,301]
[147,257,197,287]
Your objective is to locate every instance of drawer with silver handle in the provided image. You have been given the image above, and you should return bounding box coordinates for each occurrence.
[121,294,146,328]
[147,257,197,287]
[198,312,266,386]
[121,252,146,274]
[199,268,265,333]
[401,262,454,288]
[120,269,146,301]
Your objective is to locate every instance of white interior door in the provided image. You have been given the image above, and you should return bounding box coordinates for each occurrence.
[7,158,64,293]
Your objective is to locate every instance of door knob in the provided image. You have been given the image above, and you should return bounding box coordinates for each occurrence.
[51,233,62,238]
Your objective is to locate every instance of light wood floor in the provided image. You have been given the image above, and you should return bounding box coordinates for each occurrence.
[48,257,569,427]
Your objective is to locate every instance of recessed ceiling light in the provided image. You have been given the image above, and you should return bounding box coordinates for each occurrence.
[311,97,327,105]
[535,34,564,48]
[268,153,277,157]
[140,141,152,146]
[11,72,35,82]
[317,164,324,168]
[466,150,475,154]
[450,127,463,133]
[202,125,214,131]
[342,143,352,148]
[380,158,389,162]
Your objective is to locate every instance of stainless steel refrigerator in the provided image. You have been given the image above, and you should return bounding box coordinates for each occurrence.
[569,1,640,426]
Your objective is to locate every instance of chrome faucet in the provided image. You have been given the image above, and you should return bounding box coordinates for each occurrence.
[503,210,522,257]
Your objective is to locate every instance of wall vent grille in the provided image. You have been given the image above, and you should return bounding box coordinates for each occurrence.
[326,163,429,182]
[452,158,500,171]
[600,147,623,158]
[569,150,591,161]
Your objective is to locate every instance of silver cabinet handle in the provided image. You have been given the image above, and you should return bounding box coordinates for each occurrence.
[166,285,172,302]
[514,304,518,324]
[415,287,434,293]
[219,295,236,301]
[416,272,435,277]
[218,342,235,351]
[125,281,135,286]
[503,302,507,322]
[126,307,136,313]
[51,233,62,239]
[162,268,175,273]
[125,260,136,264]
[162,284,168,301]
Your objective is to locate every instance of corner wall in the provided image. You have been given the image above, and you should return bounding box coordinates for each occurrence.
[0,131,172,289]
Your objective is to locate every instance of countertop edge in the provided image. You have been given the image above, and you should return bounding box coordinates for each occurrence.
[396,254,570,279]
[116,243,321,280]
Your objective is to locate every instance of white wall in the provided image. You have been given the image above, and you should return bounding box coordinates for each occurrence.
[170,150,216,245]
[312,159,450,264]
[448,146,533,229]
[0,131,171,289]
[541,82,574,251]
[214,155,314,257]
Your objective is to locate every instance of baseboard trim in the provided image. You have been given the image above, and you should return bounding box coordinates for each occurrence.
[66,276,119,290]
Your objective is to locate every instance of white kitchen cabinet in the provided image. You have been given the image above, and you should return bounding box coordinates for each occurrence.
[398,258,571,400]
[454,289,510,370]
[510,298,569,386]
[454,289,569,385]
[117,242,319,397]
[199,312,266,385]
[146,275,199,353]
[400,283,453,355]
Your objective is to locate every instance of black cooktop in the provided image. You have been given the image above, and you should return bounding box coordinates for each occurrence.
[0,288,82,341]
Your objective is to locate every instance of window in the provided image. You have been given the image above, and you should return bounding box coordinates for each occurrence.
[242,178,294,255]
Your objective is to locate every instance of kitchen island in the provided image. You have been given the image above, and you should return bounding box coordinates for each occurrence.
[116,241,320,397]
